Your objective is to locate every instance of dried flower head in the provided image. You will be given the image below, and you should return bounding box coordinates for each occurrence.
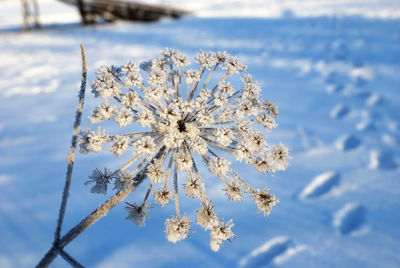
[252,187,279,216]
[114,171,133,192]
[153,189,173,206]
[184,173,204,199]
[210,219,236,252]
[80,49,291,251]
[85,167,116,194]
[197,201,219,230]
[224,182,244,201]
[125,202,150,227]
[165,215,191,243]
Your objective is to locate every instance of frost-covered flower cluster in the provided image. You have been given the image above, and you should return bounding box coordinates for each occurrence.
[79,49,291,251]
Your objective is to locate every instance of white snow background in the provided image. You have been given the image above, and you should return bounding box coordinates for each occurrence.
[1,0,400,267]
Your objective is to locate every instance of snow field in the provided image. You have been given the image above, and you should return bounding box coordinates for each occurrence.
[1,1,400,267]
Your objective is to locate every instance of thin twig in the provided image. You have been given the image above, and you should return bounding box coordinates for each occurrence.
[54,44,87,244]
[141,183,153,207]
[35,147,166,268]
[58,249,85,268]
[173,162,180,218]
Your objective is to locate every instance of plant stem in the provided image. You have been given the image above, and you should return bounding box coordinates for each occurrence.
[35,147,165,268]
[55,44,87,243]
[58,250,85,268]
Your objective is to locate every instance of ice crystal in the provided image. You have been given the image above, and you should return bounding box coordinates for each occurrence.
[79,49,291,251]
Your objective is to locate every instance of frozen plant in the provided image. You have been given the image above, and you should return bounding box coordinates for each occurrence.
[36,48,291,267]
[79,48,291,251]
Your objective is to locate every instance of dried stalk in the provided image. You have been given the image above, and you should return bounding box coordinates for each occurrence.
[55,44,87,244]
[36,148,165,267]
[58,250,85,268]
[35,45,167,266]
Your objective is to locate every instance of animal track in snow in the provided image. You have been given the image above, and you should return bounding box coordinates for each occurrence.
[382,134,400,146]
[388,121,400,132]
[330,104,350,119]
[333,203,367,235]
[354,91,372,100]
[239,236,309,267]
[239,236,291,268]
[300,171,340,199]
[366,93,384,107]
[369,150,398,170]
[326,84,345,94]
[335,134,362,151]
[356,120,376,131]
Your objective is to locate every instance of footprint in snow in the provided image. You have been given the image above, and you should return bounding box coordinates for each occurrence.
[388,121,400,132]
[368,150,398,170]
[330,104,350,119]
[356,119,376,131]
[331,40,349,61]
[324,71,349,87]
[354,91,372,100]
[299,171,340,200]
[239,236,308,268]
[366,93,384,107]
[360,109,381,121]
[352,76,367,87]
[382,134,400,146]
[326,84,345,94]
[335,134,362,151]
[333,203,367,235]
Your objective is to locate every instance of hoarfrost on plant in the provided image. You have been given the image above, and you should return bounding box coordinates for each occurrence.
[79,48,291,251]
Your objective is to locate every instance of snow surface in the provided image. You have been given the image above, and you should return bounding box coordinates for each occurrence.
[1,0,400,267]
[333,203,367,235]
[299,171,341,199]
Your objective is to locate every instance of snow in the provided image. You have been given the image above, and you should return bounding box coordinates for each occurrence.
[0,174,13,184]
[239,236,291,268]
[368,150,398,170]
[300,171,341,199]
[1,0,400,267]
[356,119,376,131]
[144,0,400,19]
[335,134,362,151]
[330,104,350,119]
[333,203,367,235]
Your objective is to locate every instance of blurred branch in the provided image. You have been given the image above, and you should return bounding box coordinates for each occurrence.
[20,0,40,30]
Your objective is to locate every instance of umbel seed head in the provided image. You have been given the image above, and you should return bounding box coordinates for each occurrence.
[79,48,291,251]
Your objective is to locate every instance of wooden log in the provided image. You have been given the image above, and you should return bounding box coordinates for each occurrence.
[57,0,187,23]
